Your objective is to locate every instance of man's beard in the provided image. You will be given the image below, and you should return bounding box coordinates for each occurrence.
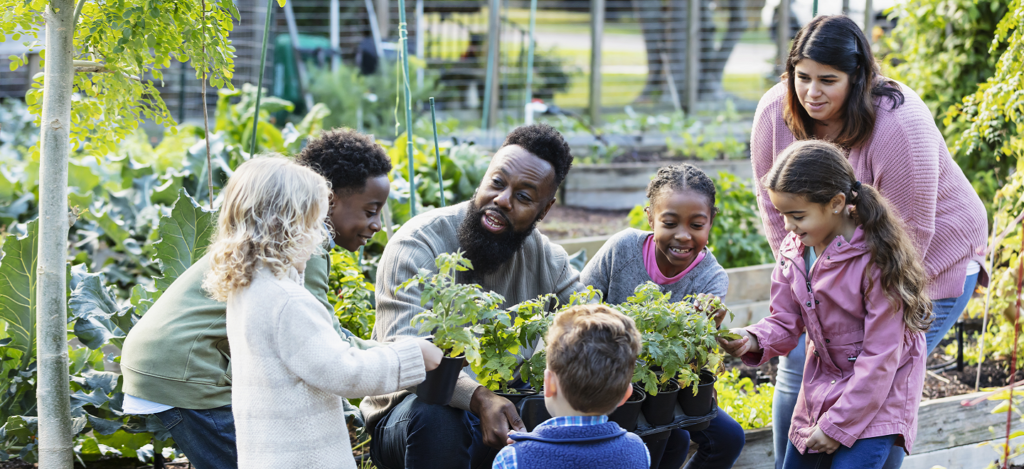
[457,199,540,278]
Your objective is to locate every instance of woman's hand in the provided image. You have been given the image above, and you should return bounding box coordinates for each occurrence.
[415,339,443,372]
[806,426,840,454]
[717,328,760,357]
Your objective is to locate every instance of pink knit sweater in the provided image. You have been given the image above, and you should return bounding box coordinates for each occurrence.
[750,82,989,299]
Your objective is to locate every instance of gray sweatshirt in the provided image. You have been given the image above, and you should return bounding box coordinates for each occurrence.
[580,228,729,305]
[360,202,584,431]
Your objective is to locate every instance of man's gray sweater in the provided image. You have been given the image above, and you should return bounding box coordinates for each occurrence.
[580,228,729,305]
[360,202,583,431]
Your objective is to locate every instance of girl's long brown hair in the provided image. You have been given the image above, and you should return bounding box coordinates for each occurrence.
[763,141,933,332]
[783,15,905,149]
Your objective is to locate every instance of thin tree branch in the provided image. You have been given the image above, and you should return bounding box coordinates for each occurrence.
[71,60,141,81]
[72,0,87,26]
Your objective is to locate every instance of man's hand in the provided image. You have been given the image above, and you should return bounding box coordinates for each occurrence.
[805,426,840,454]
[470,386,525,449]
[717,328,760,357]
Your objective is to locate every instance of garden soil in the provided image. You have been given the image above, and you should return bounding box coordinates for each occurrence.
[536,205,630,240]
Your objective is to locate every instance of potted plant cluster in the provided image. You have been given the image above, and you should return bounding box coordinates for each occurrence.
[677,294,737,421]
[402,251,505,405]
[617,282,735,428]
[509,287,606,431]
[473,294,557,405]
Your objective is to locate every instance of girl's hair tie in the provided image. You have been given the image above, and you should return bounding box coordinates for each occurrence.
[852,180,862,191]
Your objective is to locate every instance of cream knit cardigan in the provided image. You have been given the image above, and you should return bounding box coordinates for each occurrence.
[226,266,425,468]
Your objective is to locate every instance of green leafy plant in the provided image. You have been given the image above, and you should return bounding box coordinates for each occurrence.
[618,283,728,396]
[883,0,1012,214]
[308,59,441,141]
[474,294,559,394]
[627,172,772,269]
[327,250,376,341]
[402,251,505,364]
[713,369,774,430]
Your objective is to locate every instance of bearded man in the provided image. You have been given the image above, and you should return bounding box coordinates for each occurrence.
[362,124,583,469]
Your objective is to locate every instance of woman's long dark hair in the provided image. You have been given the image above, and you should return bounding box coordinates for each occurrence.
[783,15,905,149]
[762,141,933,333]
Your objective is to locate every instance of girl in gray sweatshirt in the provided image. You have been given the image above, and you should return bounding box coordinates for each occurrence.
[580,164,745,469]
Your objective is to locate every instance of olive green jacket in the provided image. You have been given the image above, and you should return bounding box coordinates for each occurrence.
[121,252,370,409]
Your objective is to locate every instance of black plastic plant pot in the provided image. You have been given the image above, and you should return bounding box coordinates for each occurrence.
[640,379,680,426]
[497,388,539,407]
[608,384,646,432]
[516,393,552,432]
[416,354,465,406]
[678,369,717,417]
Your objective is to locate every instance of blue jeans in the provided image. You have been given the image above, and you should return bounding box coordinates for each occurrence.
[155,405,238,469]
[656,407,745,468]
[370,394,497,469]
[772,273,978,469]
[925,273,979,354]
[782,435,898,469]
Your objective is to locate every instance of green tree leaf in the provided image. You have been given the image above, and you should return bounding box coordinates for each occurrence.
[0,220,37,357]
[153,190,215,291]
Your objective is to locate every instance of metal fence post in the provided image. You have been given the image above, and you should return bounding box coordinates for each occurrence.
[685,0,699,113]
[864,0,873,41]
[482,0,501,129]
[588,0,605,126]
[376,0,390,38]
[776,0,790,77]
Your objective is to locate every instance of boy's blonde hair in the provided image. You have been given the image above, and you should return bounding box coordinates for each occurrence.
[203,156,332,301]
[546,304,642,415]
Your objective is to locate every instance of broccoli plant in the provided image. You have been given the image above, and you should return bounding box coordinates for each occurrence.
[402,251,504,365]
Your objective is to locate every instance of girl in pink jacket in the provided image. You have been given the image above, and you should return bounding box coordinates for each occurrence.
[719,140,932,469]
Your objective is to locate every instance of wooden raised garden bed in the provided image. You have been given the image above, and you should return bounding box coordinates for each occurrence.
[560,160,754,210]
[735,390,1024,469]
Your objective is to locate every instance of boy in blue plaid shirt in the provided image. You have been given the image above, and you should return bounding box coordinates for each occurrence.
[493,304,649,469]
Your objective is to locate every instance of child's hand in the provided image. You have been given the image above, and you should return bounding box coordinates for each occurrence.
[416,339,443,372]
[806,426,840,454]
[717,328,760,357]
[695,293,729,329]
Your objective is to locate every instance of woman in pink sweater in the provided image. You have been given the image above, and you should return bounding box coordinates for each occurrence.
[750,15,988,469]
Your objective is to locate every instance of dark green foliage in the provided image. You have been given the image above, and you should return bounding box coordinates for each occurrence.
[883,0,1013,213]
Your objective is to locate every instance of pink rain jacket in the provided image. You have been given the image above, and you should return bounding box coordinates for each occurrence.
[742,228,926,455]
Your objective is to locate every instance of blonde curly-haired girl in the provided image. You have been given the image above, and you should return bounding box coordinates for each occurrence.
[204,156,440,469]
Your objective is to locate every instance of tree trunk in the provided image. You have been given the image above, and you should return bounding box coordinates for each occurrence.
[36,0,75,467]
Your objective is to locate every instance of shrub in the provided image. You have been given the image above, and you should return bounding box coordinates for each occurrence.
[714,369,774,430]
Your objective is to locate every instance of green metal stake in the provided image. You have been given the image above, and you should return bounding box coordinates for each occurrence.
[398,0,417,216]
[524,0,537,110]
[812,0,818,17]
[249,0,275,156]
[429,97,446,207]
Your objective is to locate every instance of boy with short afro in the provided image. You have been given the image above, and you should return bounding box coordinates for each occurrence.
[121,128,391,469]
[493,304,649,469]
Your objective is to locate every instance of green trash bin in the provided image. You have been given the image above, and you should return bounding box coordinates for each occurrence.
[272,33,333,115]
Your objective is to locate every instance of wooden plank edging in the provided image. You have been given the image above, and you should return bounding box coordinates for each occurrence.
[734,391,1024,468]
